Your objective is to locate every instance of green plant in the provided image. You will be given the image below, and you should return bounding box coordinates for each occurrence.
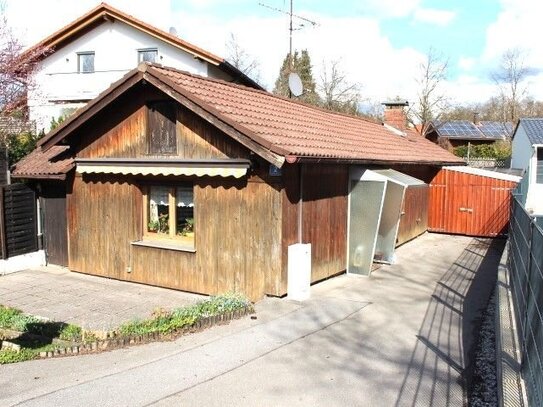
[453,141,512,159]
[158,213,169,233]
[0,348,39,364]
[148,214,169,233]
[148,219,159,232]
[181,217,194,235]
[59,324,82,341]
[117,293,251,338]
[0,305,41,331]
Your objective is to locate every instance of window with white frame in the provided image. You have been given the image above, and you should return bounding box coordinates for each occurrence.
[138,48,158,63]
[77,52,95,73]
[537,147,543,184]
[144,185,194,247]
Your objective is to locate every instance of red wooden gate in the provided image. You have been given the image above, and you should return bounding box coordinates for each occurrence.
[429,168,519,237]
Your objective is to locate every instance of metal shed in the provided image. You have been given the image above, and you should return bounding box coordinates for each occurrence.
[347,168,427,276]
[429,166,520,237]
[373,169,428,247]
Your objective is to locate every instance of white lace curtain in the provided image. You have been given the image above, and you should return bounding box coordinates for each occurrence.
[149,186,194,223]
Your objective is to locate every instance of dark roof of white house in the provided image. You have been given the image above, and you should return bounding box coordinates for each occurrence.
[518,118,543,144]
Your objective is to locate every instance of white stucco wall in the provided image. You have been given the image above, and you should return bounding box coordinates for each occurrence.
[526,144,543,216]
[511,125,532,171]
[28,20,220,133]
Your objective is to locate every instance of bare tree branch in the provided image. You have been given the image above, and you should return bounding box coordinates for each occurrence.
[319,59,362,115]
[491,48,531,123]
[225,33,261,85]
[408,48,449,136]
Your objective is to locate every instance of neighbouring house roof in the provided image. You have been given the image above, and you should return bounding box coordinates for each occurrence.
[22,2,261,90]
[429,120,513,141]
[13,63,462,179]
[517,118,543,145]
[11,145,73,180]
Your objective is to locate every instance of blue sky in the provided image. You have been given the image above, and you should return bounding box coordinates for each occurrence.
[5,0,543,105]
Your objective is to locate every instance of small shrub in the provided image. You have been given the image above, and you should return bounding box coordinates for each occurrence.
[59,324,82,341]
[118,293,251,338]
[0,349,39,364]
[0,305,42,332]
[0,305,23,328]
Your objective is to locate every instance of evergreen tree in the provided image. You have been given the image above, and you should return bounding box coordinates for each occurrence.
[273,50,320,105]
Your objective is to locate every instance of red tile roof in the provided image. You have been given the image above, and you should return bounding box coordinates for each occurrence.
[11,146,73,179]
[151,65,462,165]
[25,63,462,179]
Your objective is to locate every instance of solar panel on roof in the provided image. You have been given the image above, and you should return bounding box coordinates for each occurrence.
[436,121,481,138]
[478,121,513,139]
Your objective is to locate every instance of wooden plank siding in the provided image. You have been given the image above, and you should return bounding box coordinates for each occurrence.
[281,164,349,285]
[428,168,517,237]
[67,89,285,300]
[396,185,428,246]
[68,173,281,301]
[78,86,250,161]
[41,182,68,266]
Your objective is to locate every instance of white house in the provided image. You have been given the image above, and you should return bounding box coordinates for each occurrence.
[511,118,543,216]
[25,3,260,133]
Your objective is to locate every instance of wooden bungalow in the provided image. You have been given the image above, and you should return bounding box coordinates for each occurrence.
[12,63,462,300]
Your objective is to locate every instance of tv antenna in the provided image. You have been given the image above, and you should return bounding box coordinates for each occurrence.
[259,1,317,70]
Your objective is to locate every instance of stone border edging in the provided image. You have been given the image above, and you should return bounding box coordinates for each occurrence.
[496,243,527,406]
[37,306,254,359]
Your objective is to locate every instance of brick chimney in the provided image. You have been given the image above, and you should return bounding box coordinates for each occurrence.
[382,100,409,131]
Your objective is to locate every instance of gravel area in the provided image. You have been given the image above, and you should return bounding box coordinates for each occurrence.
[469,290,498,406]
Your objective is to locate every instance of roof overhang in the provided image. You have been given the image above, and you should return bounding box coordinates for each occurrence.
[285,156,465,167]
[75,158,251,179]
[11,173,68,181]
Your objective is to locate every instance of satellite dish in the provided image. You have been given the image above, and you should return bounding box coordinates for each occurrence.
[288,72,303,97]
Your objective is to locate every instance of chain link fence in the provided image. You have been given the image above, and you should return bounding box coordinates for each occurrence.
[509,197,543,406]
[464,156,510,168]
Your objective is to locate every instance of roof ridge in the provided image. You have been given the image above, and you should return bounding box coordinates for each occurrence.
[148,63,386,128]
[22,2,224,65]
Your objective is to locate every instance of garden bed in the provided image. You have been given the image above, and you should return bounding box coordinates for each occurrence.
[0,293,253,364]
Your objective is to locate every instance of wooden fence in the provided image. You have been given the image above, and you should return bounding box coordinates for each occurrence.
[0,183,38,259]
[429,168,517,237]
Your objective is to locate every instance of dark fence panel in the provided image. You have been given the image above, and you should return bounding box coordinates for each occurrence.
[0,183,38,259]
[509,197,543,406]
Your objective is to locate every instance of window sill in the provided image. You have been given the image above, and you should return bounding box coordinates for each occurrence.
[131,240,196,253]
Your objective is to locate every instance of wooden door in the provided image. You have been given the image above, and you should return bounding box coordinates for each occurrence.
[41,184,68,266]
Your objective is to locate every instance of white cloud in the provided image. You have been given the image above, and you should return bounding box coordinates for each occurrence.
[413,8,457,26]
[361,0,421,19]
[4,0,498,106]
[4,0,172,48]
[458,57,475,71]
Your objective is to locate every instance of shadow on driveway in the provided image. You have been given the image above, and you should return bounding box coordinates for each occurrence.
[395,237,505,406]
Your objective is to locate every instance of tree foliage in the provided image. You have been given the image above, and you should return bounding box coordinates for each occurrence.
[273,50,319,105]
[409,48,449,136]
[0,5,48,164]
[453,140,511,159]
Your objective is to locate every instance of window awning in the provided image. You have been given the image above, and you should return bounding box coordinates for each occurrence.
[75,158,251,179]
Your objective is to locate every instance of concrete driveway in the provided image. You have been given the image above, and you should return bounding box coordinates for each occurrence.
[0,233,504,406]
[0,267,202,330]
